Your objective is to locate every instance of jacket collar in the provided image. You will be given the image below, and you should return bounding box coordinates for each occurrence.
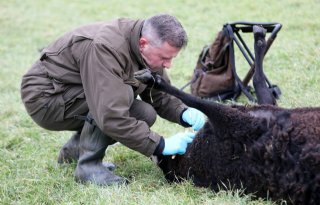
[129,19,148,69]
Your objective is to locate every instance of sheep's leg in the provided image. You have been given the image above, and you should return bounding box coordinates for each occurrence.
[135,69,218,113]
[253,25,276,105]
[134,69,264,139]
[134,69,155,85]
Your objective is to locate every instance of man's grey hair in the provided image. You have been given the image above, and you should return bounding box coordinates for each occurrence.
[141,14,188,49]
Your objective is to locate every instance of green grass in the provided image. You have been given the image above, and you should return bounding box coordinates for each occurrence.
[1,0,319,204]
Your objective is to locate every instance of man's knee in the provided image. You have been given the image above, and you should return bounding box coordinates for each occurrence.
[27,85,88,131]
[130,100,157,127]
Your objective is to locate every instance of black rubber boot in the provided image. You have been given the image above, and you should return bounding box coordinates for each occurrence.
[58,130,117,171]
[74,117,127,186]
[58,131,81,164]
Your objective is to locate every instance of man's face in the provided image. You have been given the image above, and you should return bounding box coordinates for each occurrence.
[139,38,181,72]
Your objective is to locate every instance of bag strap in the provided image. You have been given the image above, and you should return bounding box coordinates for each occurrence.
[180,46,209,91]
[180,68,203,91]
[199,45,210,71]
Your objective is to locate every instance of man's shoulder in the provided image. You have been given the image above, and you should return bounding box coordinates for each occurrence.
[93,19,136,47]
[93,18,143,55]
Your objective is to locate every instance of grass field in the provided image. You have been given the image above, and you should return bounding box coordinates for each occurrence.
[1,0,319,204]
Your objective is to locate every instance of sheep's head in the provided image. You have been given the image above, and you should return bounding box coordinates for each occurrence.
[134,69,163,89]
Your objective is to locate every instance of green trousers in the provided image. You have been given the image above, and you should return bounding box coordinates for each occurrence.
[29,85,157,131]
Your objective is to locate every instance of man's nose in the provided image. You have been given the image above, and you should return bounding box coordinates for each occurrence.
[163,59,172,69]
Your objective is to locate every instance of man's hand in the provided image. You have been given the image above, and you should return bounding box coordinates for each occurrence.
[162,132,196,155]
[182,108,205,131]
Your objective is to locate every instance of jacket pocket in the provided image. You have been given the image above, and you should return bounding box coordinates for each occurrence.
[63,86,88,118]
[44,94,66,122]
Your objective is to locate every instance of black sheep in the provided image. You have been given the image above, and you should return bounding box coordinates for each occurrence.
[134,68,320,205]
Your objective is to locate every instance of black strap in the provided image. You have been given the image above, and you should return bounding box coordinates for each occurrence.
[74,115,97,126]
[180,69,203,91]
[199,45,210,71]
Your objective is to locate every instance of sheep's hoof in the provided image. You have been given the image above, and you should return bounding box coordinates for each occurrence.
[253,25,266,39]
[134,69,154,85]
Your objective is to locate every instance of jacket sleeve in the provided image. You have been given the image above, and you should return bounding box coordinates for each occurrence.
[140,70,189,126]
[79,42,161,157]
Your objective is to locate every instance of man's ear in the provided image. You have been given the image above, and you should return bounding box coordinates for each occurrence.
[139,37,148,49]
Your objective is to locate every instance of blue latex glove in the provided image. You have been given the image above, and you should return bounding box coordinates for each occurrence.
[182,108,205,131]
[162,132,196,155]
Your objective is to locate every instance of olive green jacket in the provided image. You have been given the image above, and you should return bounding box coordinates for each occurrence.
[21,18,187,156]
